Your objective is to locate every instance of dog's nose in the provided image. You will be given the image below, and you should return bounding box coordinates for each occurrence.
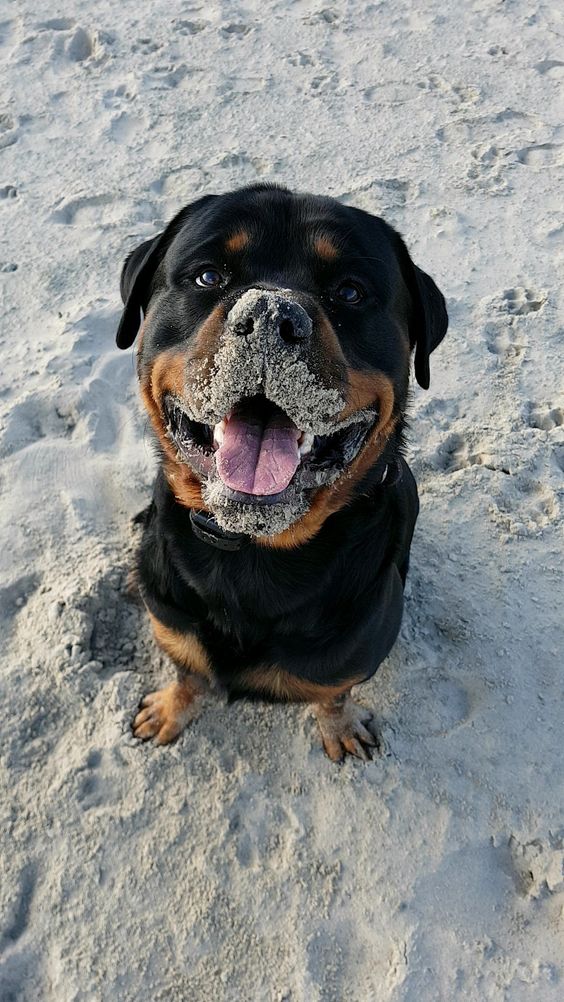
[227,289,313,346]
[274,300,312,345]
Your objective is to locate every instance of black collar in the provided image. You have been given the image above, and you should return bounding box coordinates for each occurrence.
[189,510,248,551]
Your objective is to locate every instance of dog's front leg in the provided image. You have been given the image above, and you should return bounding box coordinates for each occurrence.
[133,674,206,745]
[133,615,211,745]
[312,692,381,763]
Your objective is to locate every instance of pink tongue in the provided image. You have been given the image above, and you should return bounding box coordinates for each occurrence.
[216,410,301,496]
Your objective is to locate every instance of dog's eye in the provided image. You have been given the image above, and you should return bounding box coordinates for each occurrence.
[334,282,364,304]
[195,269,224,288]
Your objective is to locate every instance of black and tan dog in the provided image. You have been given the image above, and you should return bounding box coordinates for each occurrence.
[116,184,447,761]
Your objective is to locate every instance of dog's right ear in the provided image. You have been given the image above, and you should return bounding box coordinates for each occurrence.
[116,235,164,349]
[116,195,217,350]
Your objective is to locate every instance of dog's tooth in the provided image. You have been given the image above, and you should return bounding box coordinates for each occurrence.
[213,419,226,448]
[299,431,314,457]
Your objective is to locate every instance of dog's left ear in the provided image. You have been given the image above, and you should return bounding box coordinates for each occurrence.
[397,240,448,390]
[410,264,448,389]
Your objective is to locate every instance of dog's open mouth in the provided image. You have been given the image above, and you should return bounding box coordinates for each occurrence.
[163,393,377,504]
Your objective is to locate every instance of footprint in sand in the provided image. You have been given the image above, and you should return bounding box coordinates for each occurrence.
[508,833,564,897]
[37,17,76,31]
[304,9,340,26]
[0,862,37,952]
[0,391,77,459]
[144,63,189,89]
[337,177,412,214]
[466,143,512,195]
[534,59,564,77]
[109,113,145,145]
[75,747,137,812]
[77,750,104,808]
[226,792,299,869]
[133,36,162,54]
[490,475,559,537]
[0,573,42,623]
[220,23,253,37]
[434,432,492,472]
[417,73,480,107]
[310,72,339,95]
[0,112,18,151]
[516,143,564,169]
[66,26,97,62]
[0,17,22,52]
[484,288,547,360]
[403,674,473,739]
[527,402,564,431]
[151,166,208,200]
[103,83,137,109]
[50,192,123,226]
[501,287,547,316]
[485,320,526,361]
[174,19,210,35]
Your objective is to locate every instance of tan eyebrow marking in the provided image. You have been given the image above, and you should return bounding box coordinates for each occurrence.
[225,230,250,253]
[313,234,339,261]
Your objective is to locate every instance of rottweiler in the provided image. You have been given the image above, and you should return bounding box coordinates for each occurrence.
[116,184,447,762]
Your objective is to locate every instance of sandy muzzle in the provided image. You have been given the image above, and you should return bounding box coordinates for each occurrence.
[184,288,351,431]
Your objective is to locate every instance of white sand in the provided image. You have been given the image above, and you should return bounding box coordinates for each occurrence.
[1,2,563,999]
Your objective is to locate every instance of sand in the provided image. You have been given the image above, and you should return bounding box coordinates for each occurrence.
[1,1,563,1000]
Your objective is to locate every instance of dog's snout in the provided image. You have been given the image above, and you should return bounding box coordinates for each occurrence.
[226,289,313,346]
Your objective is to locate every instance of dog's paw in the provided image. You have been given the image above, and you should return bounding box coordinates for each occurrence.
[132,681,201,745]
[314,697,381,763]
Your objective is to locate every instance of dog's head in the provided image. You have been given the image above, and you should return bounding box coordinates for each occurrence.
[116,185,447,546]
